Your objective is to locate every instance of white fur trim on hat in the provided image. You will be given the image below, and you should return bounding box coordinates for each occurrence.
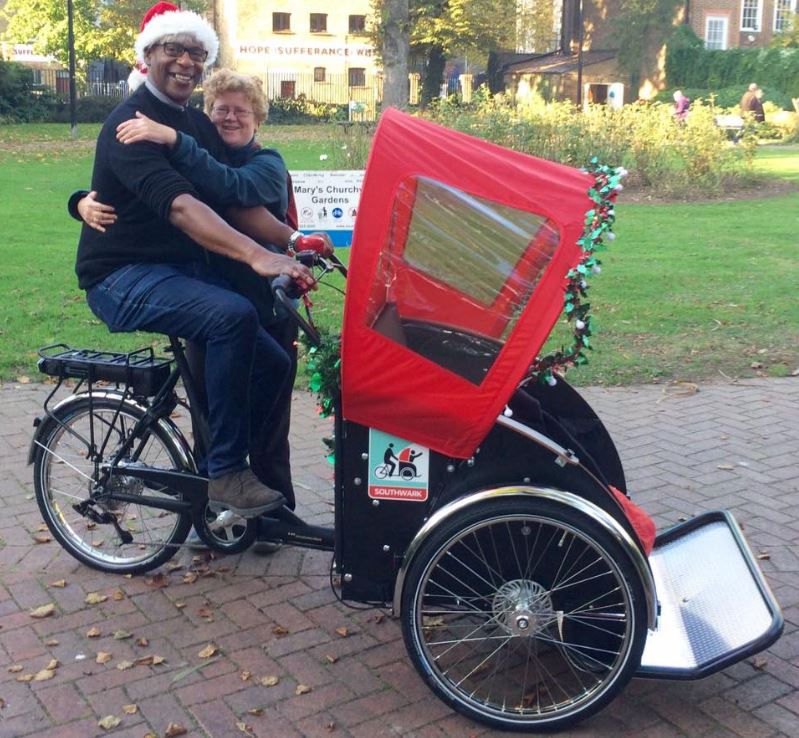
[135,9,218,68]
[127,67,148,92]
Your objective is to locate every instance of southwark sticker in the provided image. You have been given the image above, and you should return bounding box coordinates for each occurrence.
[368,429,429,502]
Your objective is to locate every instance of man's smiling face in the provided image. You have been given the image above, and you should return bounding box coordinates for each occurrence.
[144,34,205,105]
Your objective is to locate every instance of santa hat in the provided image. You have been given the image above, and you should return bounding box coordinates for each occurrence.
[128,2,218,91]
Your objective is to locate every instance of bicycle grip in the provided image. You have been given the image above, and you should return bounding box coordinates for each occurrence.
[271,274,304,300]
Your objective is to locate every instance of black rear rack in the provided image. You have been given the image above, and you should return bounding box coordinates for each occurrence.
[37,343,172,396]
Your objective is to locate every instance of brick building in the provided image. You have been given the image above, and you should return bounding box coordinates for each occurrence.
[688,0,797,49]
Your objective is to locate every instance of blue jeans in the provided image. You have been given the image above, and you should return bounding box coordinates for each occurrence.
[87,262,291,479]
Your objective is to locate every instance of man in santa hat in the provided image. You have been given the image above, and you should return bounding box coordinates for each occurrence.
[75,2,312,517]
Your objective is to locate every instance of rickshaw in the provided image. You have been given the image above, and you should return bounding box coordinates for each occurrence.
[30,109,782,732]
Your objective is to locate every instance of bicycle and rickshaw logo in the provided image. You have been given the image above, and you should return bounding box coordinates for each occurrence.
[368,430,429,502]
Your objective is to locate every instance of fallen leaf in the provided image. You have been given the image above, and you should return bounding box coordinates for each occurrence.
[183,572,199,584]
[271,625,289,636]
[33,534,52,544]
[86,627,102,638]
[197,607,213,619]
[334,627,349,637]
[45,639,59,647]
[116,660,134,671]
[136,637,149,647]
[236,722,255,736]
[112,590,125,601]
[30,604,56,619]
[174,602,187,610]
[372,613,385,625]
[8,664,23,673]
[16,674,34,682]
[164,723,188,737]
[17,375,31,384]
[325,722,335,732]
[85,592,108,605]
[165,562,183,571]
[240,671,252,681]
[324,654,338,664]
[716,463,735,470]
[295,684,312,695]
[247,708,264,716]
[135,654,166,666]
[50,579,67,588]
[260,675,279,687]
[98,715,121,730]
[145,574,169,589]
[757,551,771,561]
[34,669,56,681]
[122,704,138,714]
[113,630,132,640]
[752,656,768,670]
[422,616,445,628]
[46,659,59,670]
[96,652,113,664]
[198,643,219,659]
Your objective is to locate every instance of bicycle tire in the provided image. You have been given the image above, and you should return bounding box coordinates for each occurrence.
[32,394,193,574]
[400,496,648,731]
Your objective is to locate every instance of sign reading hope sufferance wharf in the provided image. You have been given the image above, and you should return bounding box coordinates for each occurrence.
[293,170,365,247]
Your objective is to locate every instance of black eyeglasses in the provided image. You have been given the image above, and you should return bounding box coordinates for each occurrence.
[153,42,208,63]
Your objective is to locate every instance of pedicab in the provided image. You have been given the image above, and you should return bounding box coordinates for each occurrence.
[31,109,782,732]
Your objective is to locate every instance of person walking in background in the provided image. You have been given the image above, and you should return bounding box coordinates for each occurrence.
[672,90,690,123]
[740,83,766,123]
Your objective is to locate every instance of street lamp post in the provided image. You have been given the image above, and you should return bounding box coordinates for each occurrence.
[67,0,78,139]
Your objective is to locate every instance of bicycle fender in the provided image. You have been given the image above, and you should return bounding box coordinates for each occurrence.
[28,391,195,472]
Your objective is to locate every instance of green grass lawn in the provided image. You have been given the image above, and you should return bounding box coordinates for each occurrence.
[1,124,797,385]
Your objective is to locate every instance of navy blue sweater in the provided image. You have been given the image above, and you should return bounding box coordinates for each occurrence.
[75,85,226,289]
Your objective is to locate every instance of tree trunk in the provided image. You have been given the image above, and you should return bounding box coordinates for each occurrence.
[381,0,410,110]
[420,44,446,107]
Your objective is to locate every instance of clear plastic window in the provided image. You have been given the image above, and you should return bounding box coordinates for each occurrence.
[367,176,559,384]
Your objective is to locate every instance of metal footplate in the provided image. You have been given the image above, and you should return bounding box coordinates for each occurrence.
[637,510,783,679]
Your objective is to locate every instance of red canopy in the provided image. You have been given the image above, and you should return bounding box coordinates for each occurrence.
[341,109,594,459]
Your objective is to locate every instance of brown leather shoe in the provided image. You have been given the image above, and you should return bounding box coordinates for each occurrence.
[208,469,286,518]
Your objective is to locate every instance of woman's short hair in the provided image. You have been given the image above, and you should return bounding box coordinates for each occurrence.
[203,68,268,125]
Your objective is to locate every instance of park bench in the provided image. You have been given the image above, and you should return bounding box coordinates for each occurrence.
[714,114,744,141]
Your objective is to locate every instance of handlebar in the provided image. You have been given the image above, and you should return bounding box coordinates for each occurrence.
[271,248,347,347]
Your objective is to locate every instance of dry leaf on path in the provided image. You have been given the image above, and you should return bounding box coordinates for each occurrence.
[96,652,113,664]
[335,627,349,637]
[116,660,134,671]
[98,715,121,730]
[145,573,169,589]
[198,643,219,659]
[50,579,67,588]
[271,624,289,636]
[86,627,101,638]
[112,590,125,601]
[259,675,279,687]
[240,671,252,681]
[8,665,23,673]
[113,630,132,640]
[46,659,59,670]
[324,654,338,664]
[136,637,149,647]
[164,723,188,737]
[16,674,34,682]
[45,639,59,647]
[717,464,735,470]
[85,592,108,605]
[122,704,138,714]
[247,708,264,716]
[183,572,199,584]
[30,603,55,619]
[32,534,52,544]
[236,722,255,736]
[33,669,56,681]
[295,684,312,695]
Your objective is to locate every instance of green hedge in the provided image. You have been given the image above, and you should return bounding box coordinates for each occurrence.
[666,25,799,103]
[0,60,58,122]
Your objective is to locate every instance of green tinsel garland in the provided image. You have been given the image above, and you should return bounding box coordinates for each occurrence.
[529,158,627,386]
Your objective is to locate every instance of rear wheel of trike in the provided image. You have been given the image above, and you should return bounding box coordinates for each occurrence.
[400,496,648,732]
[32,396,193,575]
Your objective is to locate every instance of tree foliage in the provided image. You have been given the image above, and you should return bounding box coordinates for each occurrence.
[1,0,207,70]
[610,0,683,79]
[771,14,799,48]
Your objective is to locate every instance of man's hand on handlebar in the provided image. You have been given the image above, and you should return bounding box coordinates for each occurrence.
[250,250,315,290]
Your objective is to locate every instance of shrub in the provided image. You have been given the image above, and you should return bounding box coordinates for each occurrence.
[48,96,121,123]
[425,89,757,197]
[266,94,347,124]
[0,60,58,122]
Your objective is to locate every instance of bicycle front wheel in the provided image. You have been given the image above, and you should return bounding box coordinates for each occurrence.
[32,395,193,574]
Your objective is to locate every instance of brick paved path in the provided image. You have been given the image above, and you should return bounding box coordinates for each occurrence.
[0,379,797,738]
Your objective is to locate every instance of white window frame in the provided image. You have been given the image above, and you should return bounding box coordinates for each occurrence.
[740,0,762,31]
[774,0,797,32]
[705,16,729,49]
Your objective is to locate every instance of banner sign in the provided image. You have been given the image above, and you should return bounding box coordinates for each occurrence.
[292,170,364,247]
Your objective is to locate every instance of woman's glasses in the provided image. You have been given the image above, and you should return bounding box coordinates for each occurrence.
[211,106,255,119]
[153,42,208,63]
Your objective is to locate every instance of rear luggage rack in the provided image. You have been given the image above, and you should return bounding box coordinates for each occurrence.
[38,343,172,396]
